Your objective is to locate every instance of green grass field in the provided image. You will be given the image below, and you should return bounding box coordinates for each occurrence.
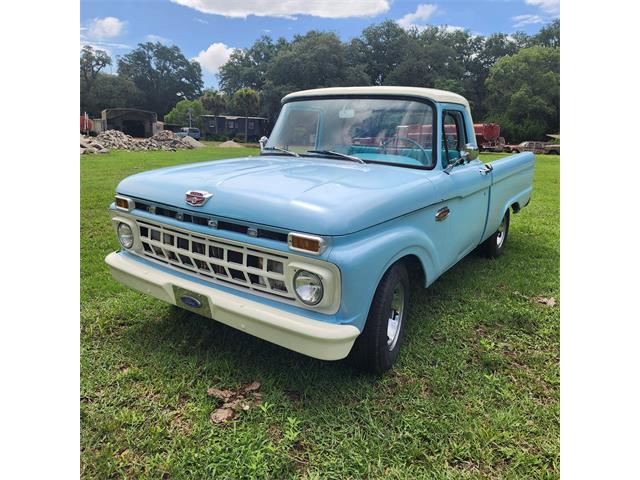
[81,146,559,479]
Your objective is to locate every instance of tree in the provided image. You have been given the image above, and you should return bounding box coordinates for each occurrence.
[259,80,295,125]
[200,90,227,133]
[164,99,206,128]
[117,42,203,117]
[531,19,560,48]
[485,46,560,141]
[80,45,112,97]
[385,27,472,92]
[80,73,144,117]
[267,31,353,90]
[465,33,521,119]
[354,20,410,85]
[233,88,260,141]
[218,36,284,94]
[214,20,559,133]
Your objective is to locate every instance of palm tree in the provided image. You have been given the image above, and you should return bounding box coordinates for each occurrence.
[200,90,227,135]
[233,88,260,142]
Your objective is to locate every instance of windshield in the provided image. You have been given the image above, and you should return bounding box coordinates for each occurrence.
[265,97,435,168]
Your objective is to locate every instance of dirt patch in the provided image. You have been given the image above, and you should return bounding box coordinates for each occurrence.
[218,140,243,148]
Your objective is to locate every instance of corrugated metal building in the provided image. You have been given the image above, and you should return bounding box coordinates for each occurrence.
[101,108,159,138]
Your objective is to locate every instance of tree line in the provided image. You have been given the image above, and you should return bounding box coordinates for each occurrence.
[80,19,559,142]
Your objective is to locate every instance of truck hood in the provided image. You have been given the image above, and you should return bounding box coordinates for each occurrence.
[116,156,439,236]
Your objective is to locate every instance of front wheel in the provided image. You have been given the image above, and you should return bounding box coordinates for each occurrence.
[349,262,410,374]
[480,209,510,258]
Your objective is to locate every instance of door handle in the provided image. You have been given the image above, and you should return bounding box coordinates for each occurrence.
[479,164,493,175]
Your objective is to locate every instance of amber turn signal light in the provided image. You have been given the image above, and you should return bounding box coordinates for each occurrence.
[115,196,132,211]
[288,233,326,255]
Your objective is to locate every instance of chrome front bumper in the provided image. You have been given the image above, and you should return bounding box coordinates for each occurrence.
[105,252,360,360]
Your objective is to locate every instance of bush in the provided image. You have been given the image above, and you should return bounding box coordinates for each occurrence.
[206,133,229,142]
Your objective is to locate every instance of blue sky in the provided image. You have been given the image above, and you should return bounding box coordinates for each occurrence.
[80,0,560,87]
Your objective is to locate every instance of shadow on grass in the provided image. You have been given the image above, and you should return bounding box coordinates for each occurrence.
[117,231,557,401]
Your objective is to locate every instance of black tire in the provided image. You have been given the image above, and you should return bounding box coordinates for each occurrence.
[480,209,510,258]
[349,262,411,374]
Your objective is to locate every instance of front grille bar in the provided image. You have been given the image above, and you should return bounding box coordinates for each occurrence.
[136,219,293,300]
[134,200,289,243]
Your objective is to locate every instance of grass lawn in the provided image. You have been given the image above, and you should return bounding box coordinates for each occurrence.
[81,146,559,479]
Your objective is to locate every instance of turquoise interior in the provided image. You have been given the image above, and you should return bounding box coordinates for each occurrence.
[345,145,462,168]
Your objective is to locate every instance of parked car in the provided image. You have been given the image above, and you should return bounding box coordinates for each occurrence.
[543,143,560,155]
[176,127,201,140]
[106,86,534,373]
[503,140,546,154]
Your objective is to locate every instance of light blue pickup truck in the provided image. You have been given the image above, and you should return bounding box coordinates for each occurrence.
[106,86,534,373]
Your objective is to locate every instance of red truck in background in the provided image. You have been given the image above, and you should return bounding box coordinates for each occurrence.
[474,123,505,152]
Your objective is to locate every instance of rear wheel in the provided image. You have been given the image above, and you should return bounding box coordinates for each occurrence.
[480,209,510,258]
[350,262,410,374]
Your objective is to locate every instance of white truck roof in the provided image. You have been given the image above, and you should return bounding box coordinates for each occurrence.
[282,86,470,109]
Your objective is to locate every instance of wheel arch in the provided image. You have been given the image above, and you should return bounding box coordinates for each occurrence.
[377,247,432,289]
[328,224,440,332]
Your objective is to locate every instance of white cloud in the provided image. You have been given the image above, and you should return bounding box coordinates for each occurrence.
[146,34,170,44]
[194,17,208,24]
[525,0,560,14]
[397,4,438,31]
[80,36,131,58]
[86,17,125,39]
[512,14,544,27]
[193,42,234,74]
[171,0,390,19]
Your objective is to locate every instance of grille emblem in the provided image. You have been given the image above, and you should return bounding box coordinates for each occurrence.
[185,190,213,207]
[180,295,202,309]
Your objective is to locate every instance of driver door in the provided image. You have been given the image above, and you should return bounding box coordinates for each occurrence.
[439,109,492,265]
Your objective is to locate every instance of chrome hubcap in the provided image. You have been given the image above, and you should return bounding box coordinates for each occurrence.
[387,284,405,350]
[496,216,506,248]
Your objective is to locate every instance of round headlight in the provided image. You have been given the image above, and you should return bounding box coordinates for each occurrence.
[117,222,134,249]
[293,270,324,306]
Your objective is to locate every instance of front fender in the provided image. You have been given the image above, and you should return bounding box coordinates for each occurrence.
[328,209,446,331]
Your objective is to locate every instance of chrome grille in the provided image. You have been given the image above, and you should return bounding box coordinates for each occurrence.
[136,219,293,299]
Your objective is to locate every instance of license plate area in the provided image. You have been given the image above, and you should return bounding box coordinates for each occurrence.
[172,285,213,317]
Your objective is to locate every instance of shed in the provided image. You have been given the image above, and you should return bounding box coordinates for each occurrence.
[101,108,158,138]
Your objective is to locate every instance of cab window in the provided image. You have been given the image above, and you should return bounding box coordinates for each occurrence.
[442,111,466,165]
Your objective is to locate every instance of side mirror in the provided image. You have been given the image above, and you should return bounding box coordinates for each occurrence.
[259,136,268,152]
[460,143,479,162]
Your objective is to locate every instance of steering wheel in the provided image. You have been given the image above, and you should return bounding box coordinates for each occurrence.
[380,136,429,165]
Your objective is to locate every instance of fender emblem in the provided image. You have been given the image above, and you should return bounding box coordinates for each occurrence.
[185,190,213,207]
[435,206,450,221]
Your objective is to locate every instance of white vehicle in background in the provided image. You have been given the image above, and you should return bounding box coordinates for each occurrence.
[176,127,201,140]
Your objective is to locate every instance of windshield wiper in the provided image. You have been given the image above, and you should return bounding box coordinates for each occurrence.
[261,146,300,157]
[306,150,366,164]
